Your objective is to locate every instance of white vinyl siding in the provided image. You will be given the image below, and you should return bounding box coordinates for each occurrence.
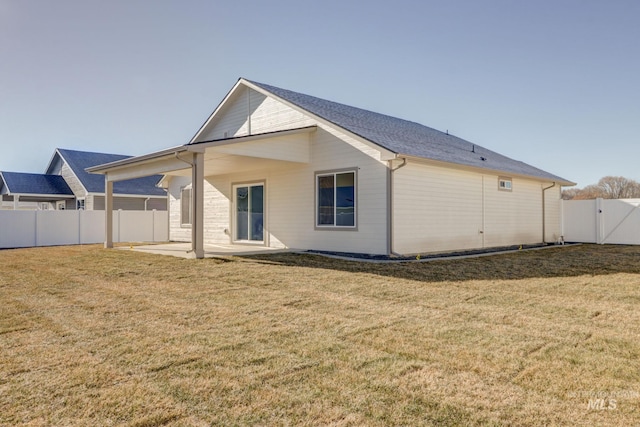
[393,161,562,254]
[394,163,483,254]
[195,86,314,142]
[482,177,542,248]
[168,176,192,242]
[544,185,562,243]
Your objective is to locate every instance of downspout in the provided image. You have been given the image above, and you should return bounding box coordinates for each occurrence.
[542,182,556,244]
[387,157,407,257]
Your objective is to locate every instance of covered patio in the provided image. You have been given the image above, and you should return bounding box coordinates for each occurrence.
[87,126,316,258]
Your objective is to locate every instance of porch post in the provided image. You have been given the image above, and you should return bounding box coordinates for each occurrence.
[13,194,20,210]
[105,177,114,248]
[191,152,204,259]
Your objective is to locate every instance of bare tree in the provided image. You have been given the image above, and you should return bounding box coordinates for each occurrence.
[596,176,640,199]
[561,188,580,200]
[562,176,640,200]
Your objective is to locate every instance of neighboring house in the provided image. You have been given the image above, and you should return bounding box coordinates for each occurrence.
[88,78,575,258]
[1,148,167,211]
[0,172,74,210]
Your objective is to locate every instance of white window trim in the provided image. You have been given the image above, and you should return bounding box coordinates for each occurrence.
[315,168,358,230]
[499,177,513,192]
[76,198,85,210]
[180,186,192,227]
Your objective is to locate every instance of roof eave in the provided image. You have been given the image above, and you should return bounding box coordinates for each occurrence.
[398,154,576,186]
[5,193,76,198]
[86,144,192,174]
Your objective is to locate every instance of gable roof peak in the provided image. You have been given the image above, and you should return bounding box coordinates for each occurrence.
[54,148,166,196]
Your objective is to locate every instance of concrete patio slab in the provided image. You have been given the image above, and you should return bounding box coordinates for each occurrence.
[118,242,290,259]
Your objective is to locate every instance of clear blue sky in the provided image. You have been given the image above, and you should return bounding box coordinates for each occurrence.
[1,0,638,187]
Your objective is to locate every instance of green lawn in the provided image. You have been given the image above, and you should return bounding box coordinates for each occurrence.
[1,244,639,426]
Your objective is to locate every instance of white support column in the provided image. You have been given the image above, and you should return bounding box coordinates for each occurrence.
[191,152,205,258]
[105,177,114,248]
[13,194,19,210]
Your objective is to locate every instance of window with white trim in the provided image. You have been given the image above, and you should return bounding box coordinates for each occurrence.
[499,177,512,191]
[76,199,85,210]
[316,170,356,228]
[180,187,192,226]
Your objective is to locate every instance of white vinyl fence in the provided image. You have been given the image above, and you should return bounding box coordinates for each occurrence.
[562,198,640,245]
[0,210,168,249]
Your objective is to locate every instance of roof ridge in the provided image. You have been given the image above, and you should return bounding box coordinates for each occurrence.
[246,79,436,130]
[244,79,572,184]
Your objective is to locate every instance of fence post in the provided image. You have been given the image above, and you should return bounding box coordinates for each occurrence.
[34,210,39,247]
[117,209,122,243]
[560,199,564,240]
[596,198,604,244]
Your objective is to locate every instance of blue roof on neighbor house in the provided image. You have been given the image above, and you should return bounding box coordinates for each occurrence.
[0,172,73,195]
[247,80,572,184]
[56,149,166,196]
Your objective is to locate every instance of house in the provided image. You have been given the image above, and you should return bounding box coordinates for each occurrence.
[0,172,74,210]
[88,78,575,258]
[1,148,168,211]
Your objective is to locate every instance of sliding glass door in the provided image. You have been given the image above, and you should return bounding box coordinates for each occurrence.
[234,183,264,243]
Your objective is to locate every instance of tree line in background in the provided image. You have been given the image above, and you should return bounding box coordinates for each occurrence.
[562,176,640,200]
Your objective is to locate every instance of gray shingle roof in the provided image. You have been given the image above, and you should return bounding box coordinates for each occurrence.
[57,149,166,196]
[247,80,571,183]
[0,172,73,195]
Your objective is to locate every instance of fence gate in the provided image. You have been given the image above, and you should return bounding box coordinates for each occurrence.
[562,198,640,245]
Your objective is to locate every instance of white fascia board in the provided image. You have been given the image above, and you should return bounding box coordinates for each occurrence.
[103,157,193,182]
[86,144,192,173]
[0,172,9,194]
[87,192,166,199]
[6,193,75,199]
[44,150,61,174]
[400,155,576,186]
[190,126,316,149]
[86,146,205,183]
[240,79,397,162]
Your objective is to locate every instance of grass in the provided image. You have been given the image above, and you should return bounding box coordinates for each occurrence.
[1,244,639,426]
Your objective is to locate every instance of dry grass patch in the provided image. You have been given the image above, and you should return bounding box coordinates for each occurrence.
[1,244,639,425]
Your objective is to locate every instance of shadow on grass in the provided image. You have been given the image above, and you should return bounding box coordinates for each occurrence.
[238,244,640,282]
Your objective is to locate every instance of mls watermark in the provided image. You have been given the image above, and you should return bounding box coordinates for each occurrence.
[567,389,639,411]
